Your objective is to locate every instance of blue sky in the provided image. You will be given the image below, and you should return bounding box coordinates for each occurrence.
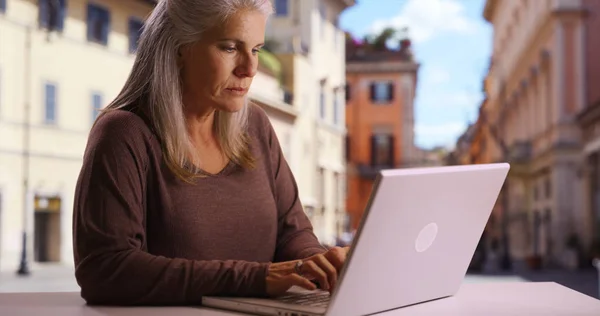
[339,0,493,149]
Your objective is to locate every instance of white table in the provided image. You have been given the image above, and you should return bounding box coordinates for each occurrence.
[0,282,598,316]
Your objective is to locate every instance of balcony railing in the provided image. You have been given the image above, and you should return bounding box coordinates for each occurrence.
[357,163,394,179]
[508,141,532,164]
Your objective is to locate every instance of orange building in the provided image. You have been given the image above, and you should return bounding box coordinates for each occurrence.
[344,37,419,230]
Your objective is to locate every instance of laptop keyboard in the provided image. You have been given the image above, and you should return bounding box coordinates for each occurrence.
[276,291,330,307]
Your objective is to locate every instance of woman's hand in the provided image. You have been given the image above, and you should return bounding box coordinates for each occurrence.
[265,246,350,296]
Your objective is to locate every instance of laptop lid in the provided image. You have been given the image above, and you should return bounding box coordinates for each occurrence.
[325,163,509,316]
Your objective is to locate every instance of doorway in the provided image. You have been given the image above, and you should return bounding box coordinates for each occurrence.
[33,195,61,262]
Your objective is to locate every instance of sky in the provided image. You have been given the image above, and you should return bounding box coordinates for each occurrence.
[339,0,493,150]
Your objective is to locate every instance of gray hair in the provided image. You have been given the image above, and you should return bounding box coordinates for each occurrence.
[100,0,274,181]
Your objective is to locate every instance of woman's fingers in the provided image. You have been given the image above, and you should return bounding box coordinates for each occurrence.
[324,246,347,272]
[311,255,338,292]
[301,260,330,291]
[285,273,317,292]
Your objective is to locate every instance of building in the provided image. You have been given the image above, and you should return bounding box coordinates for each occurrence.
[482,0,600,268]
[0,0,305,271]
[344,35,419,230]
[249,49,298,163]
[266,0,354,245]
[0,0,156,271]
[575,0,600,260]
[447,123,478,166]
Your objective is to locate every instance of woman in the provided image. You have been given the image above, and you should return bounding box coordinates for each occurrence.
[73,0,348,306]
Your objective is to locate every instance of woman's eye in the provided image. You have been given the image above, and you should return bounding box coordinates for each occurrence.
[224,47,236,53]
[252,48,261,55]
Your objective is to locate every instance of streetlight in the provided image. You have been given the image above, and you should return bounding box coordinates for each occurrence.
[17,25,32,276]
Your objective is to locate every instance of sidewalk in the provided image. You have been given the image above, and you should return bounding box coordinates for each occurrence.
[0,264,79,293]
[466,260,599,299]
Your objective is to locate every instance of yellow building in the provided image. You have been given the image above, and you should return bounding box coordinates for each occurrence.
[0,0,300,270]
[266,0,355,245]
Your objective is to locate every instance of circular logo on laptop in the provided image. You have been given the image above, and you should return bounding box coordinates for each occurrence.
[415,222,438,253]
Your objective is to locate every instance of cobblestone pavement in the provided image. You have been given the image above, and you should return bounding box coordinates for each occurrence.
[0,263,598,301]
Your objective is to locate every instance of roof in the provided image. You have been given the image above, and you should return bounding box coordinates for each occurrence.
[483,0,497,22]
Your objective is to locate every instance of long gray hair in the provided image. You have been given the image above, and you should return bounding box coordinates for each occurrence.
[99,0,273,181]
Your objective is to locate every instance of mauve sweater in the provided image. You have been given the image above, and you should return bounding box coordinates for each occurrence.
[72,103,326,305]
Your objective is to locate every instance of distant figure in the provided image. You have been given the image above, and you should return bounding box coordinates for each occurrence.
[72,0,348,306]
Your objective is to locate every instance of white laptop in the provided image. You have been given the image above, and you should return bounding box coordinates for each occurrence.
[202,163,510,316]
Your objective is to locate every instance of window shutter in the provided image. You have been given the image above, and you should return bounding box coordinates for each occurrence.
[48,0,58,30]
[86,5,94,41]
[128,19,143,53]
[346,135,351,160]
[370,135,377,166]
[57,0,66,31]
[369,83,375,102]
[39,0,49,28]
[101,8,110,45]
[388,134,395,166]
[345,83,350,101]
[387,82,394,102]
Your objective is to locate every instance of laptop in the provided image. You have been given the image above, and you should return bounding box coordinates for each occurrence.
[202,163,510,316]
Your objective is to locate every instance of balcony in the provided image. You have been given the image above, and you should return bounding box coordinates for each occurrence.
[508,141,532,176]
[509,141,532,163]
[357,163,393,180]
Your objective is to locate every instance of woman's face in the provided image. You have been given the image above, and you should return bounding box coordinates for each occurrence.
[179,10,267,113]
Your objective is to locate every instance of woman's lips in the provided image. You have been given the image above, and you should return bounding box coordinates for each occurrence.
[226,87,248,96]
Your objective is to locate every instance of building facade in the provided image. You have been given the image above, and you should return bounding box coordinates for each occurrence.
[0,0,305,270]
[576,0,600,260]
[344,38,419,231]
[266,0,354,246]
[482,0,600,268]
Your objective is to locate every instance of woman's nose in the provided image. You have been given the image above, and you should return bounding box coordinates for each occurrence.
[234,53,258,78]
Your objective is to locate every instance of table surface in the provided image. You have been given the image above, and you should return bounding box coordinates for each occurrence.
[0,282,598,316]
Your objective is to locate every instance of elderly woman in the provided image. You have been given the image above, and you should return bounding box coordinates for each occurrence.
[73,0,348,306]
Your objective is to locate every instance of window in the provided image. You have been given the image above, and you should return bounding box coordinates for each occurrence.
[370,133,394,166]
[128,18,144,53]
[345,135,350,160]
[274,0,288,16]
[39,0,67,31]
[545,177,552,198]
[0,0,6,13]
[369,81,394,103]
[333,89,339,125]
[345,83,351,101]
[44,83,57,124]
[91,93,102,121]
[87,4,110,45]
[319,0,326,38]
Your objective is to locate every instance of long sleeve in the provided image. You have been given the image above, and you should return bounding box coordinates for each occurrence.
[260,112,327,262]
[73,111,269,305]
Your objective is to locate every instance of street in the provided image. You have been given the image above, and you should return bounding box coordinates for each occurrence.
[0,263,597,300]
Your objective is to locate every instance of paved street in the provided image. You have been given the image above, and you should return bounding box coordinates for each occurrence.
[0,263,597,301]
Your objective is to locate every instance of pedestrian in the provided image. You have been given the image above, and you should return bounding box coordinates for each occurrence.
[72,0,348,306]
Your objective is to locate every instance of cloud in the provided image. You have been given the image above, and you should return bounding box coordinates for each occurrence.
[443,91,482,109]
[415,121,468,148]
[420,90,483,111]
[426,67,451,85]
[368,0,478,44]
